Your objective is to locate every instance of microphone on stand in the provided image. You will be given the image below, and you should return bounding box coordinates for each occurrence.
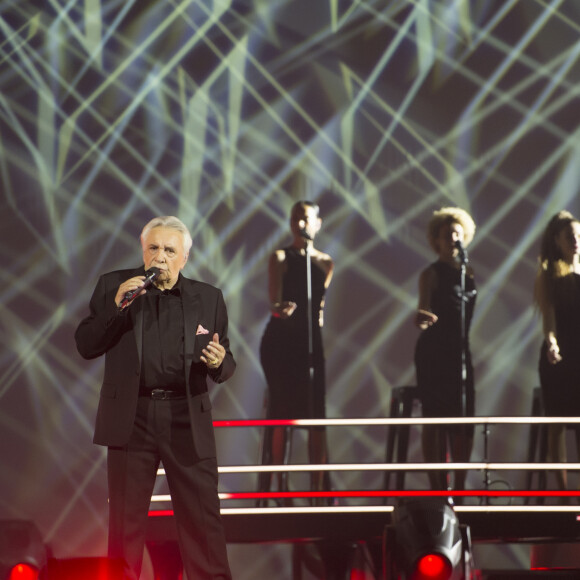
[299,227,313,241]
[454,240,468,264]
[119,267,161,310]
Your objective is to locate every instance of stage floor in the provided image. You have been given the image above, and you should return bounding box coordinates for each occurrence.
[147,504,580,544]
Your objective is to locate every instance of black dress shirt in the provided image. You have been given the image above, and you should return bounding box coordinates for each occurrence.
[139,276,186,392]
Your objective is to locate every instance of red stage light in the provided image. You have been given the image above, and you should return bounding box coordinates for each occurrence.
[7,563,40,580]
[349,567,367,579]
[414,553,452,579]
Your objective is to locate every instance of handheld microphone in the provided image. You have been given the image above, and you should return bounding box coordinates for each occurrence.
[119,267,160,310]
[454,240,468,263]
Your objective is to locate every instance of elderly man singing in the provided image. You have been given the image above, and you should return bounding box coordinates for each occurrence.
[75,215,235,579]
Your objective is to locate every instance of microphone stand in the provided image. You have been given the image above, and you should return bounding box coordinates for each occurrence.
[304,238,314,386]
[300,230,327,504]
[458,248,467,421]
[458,249,469,506]
[456,244,485,502]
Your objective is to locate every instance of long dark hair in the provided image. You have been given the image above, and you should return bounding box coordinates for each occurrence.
[539,210,577,265]
[534,210,579,313]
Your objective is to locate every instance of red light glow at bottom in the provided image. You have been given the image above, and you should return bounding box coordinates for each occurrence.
[415,553,451,579]
[8,564,40,580]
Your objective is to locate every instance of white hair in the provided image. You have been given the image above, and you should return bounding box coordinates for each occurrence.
[140,216,193,254]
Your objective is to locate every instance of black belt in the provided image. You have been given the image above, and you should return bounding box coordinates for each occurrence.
[139,388,187,400]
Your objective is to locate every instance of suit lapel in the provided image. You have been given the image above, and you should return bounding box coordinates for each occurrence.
[134,305,144,366]
[182,278,201,380]
[127,267,146,365]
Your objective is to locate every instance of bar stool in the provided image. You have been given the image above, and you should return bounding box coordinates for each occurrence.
[384,386,420,490]
[525,386,547,500]
[256,423,294,507]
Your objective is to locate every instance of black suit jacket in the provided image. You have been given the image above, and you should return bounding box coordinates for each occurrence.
[75,267,235,457]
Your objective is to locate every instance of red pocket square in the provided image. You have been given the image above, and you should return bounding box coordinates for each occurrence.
[196,324,210,335]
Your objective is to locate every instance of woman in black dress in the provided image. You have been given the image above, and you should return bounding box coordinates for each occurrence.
[535,210,580,490]
[259,201,334,497]
[414,207,477,491]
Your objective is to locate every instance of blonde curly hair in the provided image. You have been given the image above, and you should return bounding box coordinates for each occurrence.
[426,206,476,253]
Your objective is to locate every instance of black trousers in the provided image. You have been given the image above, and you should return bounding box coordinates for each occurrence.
[107,396,231,580]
